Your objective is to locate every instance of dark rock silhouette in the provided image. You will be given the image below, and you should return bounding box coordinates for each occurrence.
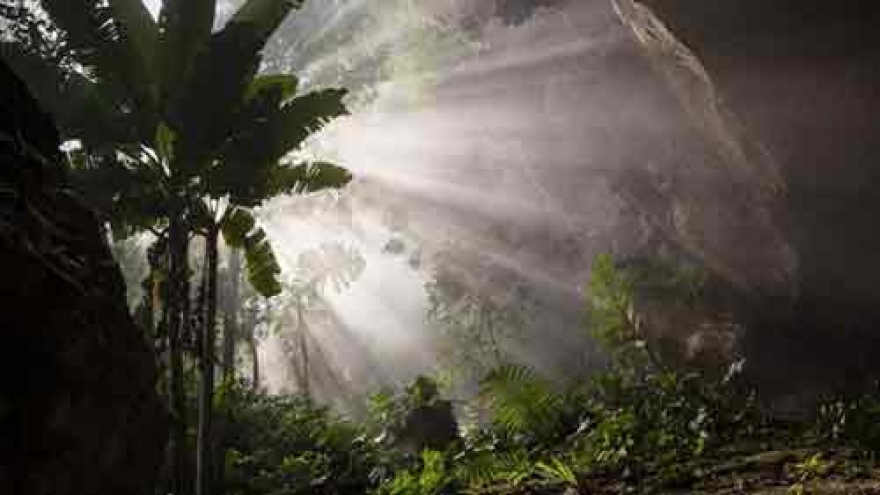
[390,377,459,453]
[0,60,167,495]
[631,0,880,402]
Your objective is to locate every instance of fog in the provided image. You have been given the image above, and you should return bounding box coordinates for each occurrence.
[206,0,799,407]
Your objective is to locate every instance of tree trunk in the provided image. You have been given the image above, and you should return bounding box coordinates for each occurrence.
[167,216,188,495]
[216,249,240,495]
[297,300,311,401]
[249,330,260,389]
[196,226,219,495]
[222,250,240,385]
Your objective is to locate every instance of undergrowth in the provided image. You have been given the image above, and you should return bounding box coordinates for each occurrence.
[215,255,880,495]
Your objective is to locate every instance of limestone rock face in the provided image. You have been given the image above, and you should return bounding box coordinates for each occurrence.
[620,258,745,379]
[626,0,880,397]
[0,61,167,495]
[631,0,880,325]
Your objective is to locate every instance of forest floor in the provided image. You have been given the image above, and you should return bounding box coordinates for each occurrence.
[487,445,880,494]
[508,449,880,495]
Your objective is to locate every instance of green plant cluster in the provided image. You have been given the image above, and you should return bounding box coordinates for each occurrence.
[202,255,880,495]
[813,392,880,453]
[221,382,380,495]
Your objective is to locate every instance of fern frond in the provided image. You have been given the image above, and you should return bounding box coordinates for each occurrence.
[479,365,563,441]
[536,457,578,487]
[456,448,534,490]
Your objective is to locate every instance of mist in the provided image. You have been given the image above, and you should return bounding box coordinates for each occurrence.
[7,0,880,492]
[194,0,796,408]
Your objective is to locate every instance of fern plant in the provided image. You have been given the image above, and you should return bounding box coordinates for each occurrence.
[377,450,451,495]
[587,254,651,374]
[455,448,535,492]
[479,364,565,444]
[535,457,579,488]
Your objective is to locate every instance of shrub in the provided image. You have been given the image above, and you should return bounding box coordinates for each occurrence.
[222,383,379,495]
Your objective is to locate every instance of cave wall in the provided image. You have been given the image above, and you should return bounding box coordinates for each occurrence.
[633,0,880,395]
[639,0,880,328]
[0,61,167,495]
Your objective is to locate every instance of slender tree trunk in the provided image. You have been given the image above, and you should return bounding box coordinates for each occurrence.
[222,250,240,385]
[249,329,260,389]
[216,249,240,495]
[167,216,188,495]
[297,300,311,401]
[238,301,260,388]
[197,226,219,495]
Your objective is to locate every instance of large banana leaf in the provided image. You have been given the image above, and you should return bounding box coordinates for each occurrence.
[69,151,169,239]
[203,84,349,205]
[221,207,282,296]
[208,157,352,208]
[205,87,348,202]
[260,88,349,161]
[271,161,353,195]
[166,0,303,173]
[1,43,143,148]
[108,0,158,75]
[38,0,159,142]
[211,158,353,209]
[165,22,261,172]
[229,0,305,45]
[157,0,215,100]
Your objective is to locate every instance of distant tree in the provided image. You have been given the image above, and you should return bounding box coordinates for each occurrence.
[272,242,365,401]
[426,247,535,395]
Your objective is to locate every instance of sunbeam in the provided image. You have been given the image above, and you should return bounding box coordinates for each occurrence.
[114,0,794,405]
[251,0,792,397]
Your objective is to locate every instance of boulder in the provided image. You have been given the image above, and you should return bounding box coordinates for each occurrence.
[389,377,459,453]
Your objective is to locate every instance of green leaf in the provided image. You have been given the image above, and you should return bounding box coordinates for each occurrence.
[221,208,257,248]
[40,0,159,141]
[243,230,282,297]
[220,207,281,297]
[215,88,349,182]
[155,122,176,162]
[157,0,215,98]
[2,43,145,147]
[272,161,353,195]
[108,0,158,76]
[245,74,299,103]
[166,21,262,169]
[267,88,349,159]
[228,0,304,44]
[205,87,349,206]
[69,151,168,238]
[166,0,304,168]
[480,365,562,439]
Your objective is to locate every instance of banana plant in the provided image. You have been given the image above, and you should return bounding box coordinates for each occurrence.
[3,2,353,494]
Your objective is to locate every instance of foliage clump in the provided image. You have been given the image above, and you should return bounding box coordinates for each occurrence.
[221,382,379,495]
[191,254,880,495]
